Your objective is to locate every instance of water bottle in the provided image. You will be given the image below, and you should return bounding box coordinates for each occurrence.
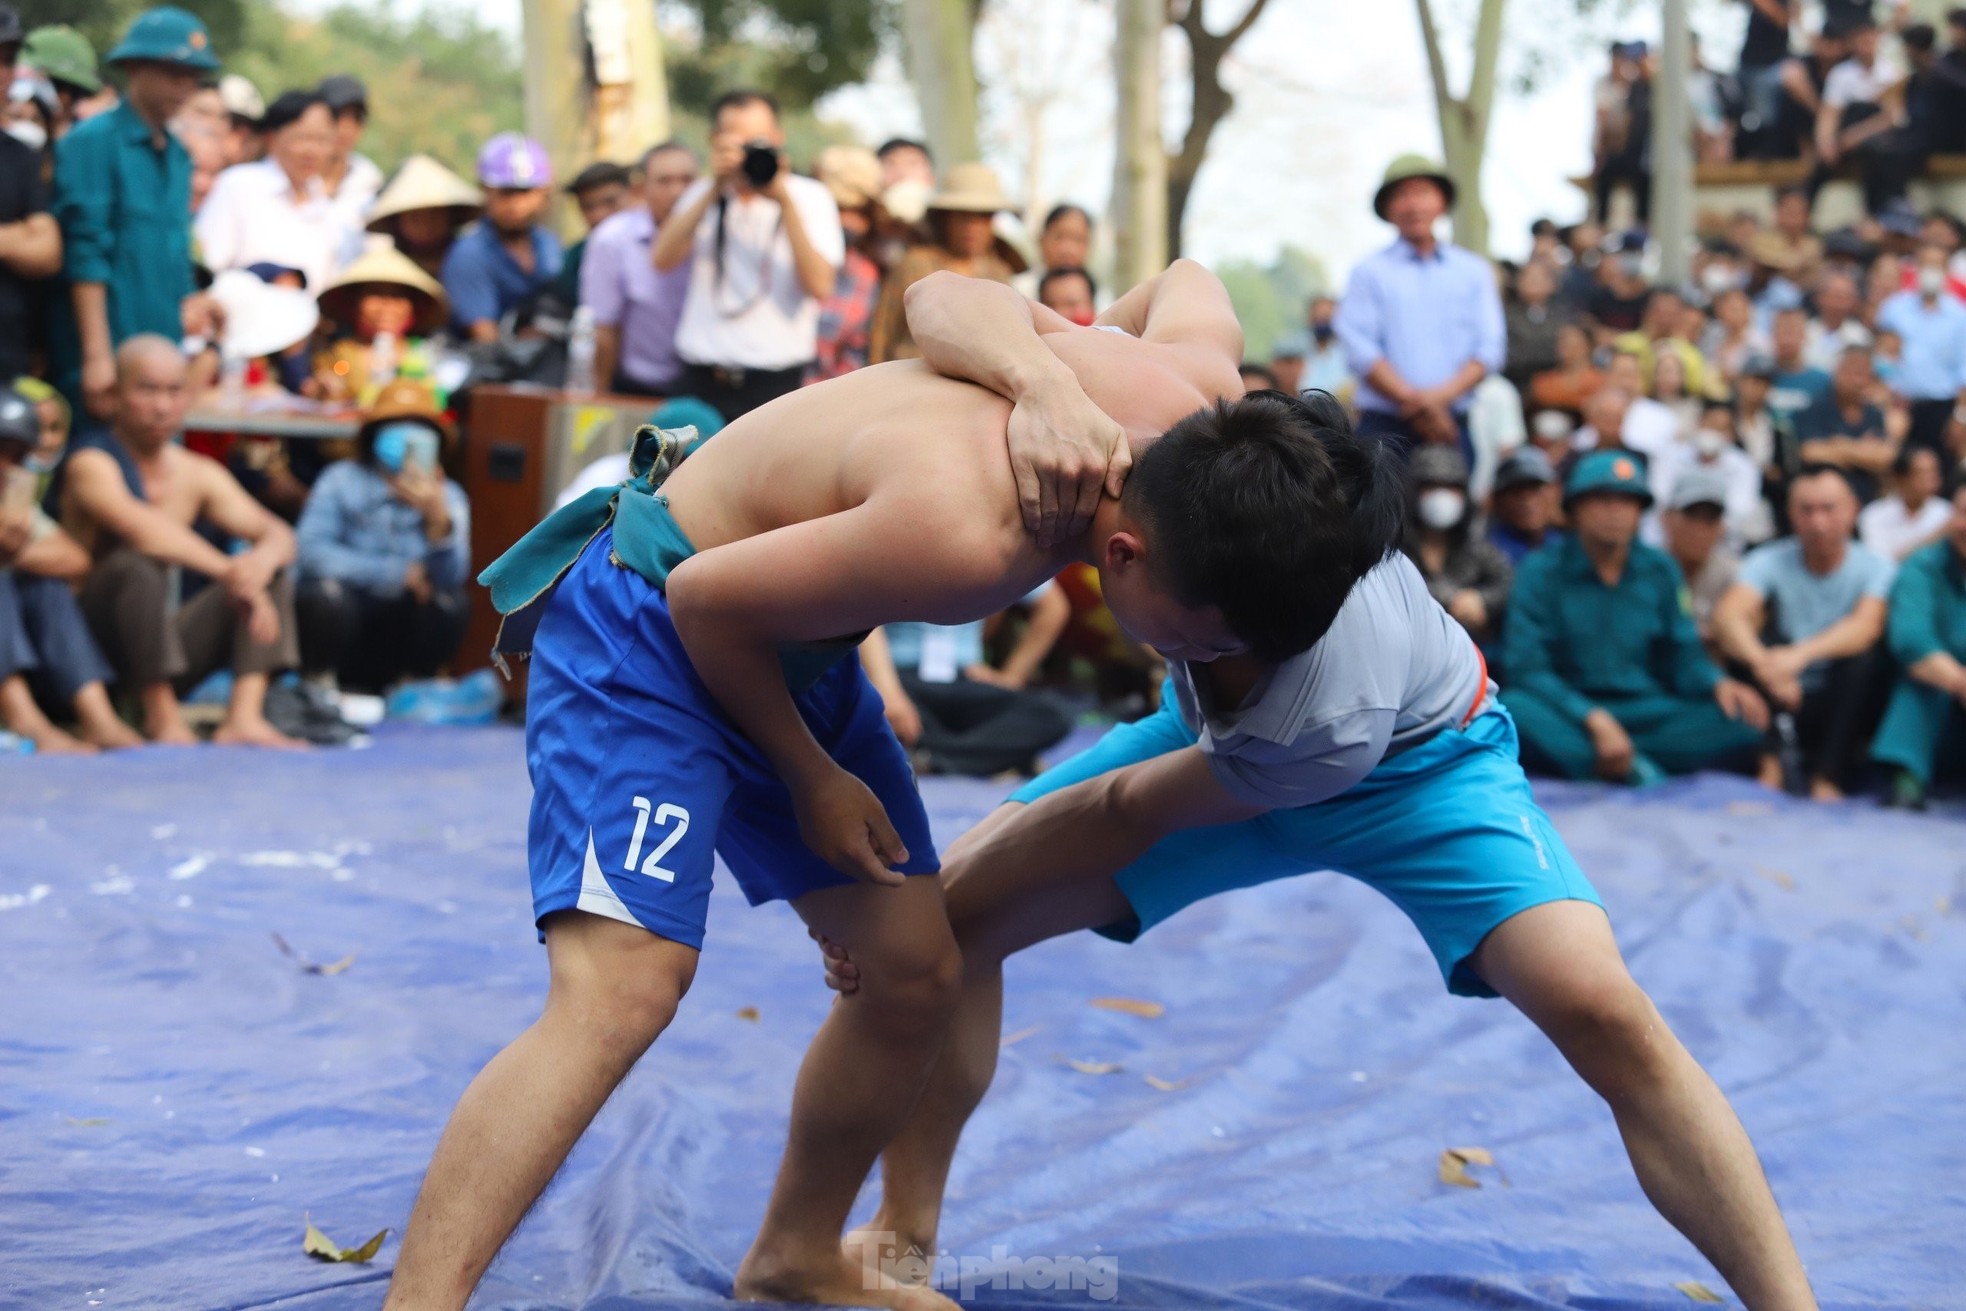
[565,306,597,398]
[218,350,246,410]
[369,330,399,393]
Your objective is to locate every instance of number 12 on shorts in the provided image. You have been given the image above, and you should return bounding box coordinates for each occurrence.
[624,797,691,881]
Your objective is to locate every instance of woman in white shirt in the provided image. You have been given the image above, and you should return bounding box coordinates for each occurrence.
[1859,445,1953,562]
[194,90,356,294]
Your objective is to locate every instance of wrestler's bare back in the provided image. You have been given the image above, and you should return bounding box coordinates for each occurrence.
[661,325,1228,620]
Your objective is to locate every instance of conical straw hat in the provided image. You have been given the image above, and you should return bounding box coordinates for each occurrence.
[367,153,483,231]
[318,236,449,336]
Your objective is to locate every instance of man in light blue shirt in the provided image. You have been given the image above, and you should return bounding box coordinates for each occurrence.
[1875,242,1966,457]
[1334,154,1505,464]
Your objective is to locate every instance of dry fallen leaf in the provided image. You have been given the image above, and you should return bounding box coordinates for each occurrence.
[1144,1075,1186,1092]
[1674,1281,1725,1303]
[735,1006,760,1021]
[1067,1059,1124,1076]
[1438,1146,1495,1189]
[1752,865,1795,891]
[272,934,355,976]
[999,1025,1040,1048]
[302,1215,389,1264]
[1091,997,1166,1019]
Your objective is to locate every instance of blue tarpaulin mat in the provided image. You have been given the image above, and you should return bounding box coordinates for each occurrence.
[2,725,1962,1310]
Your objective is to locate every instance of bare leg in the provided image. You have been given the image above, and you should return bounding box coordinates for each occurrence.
[72,681,145,748]
[138,682,199,745]
[384,913,698,1311]
[212,671,307,748]
[0,674,95,753]
[843,804,1134,1280]
[733,876,965,1310]
[1471,901,1818,1311]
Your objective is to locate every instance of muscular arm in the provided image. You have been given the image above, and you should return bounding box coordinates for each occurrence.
[196,457,297,578]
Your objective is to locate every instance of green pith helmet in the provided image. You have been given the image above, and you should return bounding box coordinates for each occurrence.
[22,25,102,95]
[104,6,220,72]
[1373,153,1456,220]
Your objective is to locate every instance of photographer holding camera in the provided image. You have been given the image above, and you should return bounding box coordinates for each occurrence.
[651,89,844,420]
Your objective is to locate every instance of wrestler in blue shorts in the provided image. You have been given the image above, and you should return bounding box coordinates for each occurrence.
[812,550,1819,1308]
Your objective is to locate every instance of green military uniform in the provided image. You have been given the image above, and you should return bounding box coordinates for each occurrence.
[47,7,218,400]
[1872,539,1966,786]
[1501,453,1762,780]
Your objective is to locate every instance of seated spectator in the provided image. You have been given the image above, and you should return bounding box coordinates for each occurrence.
[1793,344,1904,502]
[860,588,1073,777]
[1602,349,1681,456]
[1805,269,1873,371]
[1875,241,1966,458]
[1503,261,1569,390]
[1647,348,1702,440]
[1766,305,1833,425]
[1269,337,1307,395]
[1528,322,1603,415]
[1660,466,1740,644]
[1812,17,1919,216]
[1859,444,1952,561]
[653,90,844,419]
[1757,189,1825,286]
[1487,446,1559,565]
[294,380,469,693]
[1302,294,1352,400]
[583,141,698,396]
[1584,233,1650,339]
[1648,397,1767,547]
[317,75,381,225]
[57,337,303,747]
[1734,0,1797,159]
[1013,203,1093,301]
[1503,450,1767,783]
[1614,286,1711,397]
[1873,482,1966,808]
[195,90,353,295]
[554,159,633,306]
[807,145,883,383]
[0,389,140,751]
[1238,362,1277,393]
[1713,467,1893,799]
[1772,24,1852,162]
[1571,384,1634,471]
[1555,218,1605,311]
[313,237,449,406]
[871,162,1020,363]
[1403,446,1511,647]
[1036,267,1096,326]
[366,154,483,281]
[443,133,562,343]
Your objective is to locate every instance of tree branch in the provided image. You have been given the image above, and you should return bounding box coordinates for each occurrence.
[1465,0,1508,142]
[1412,0,1456,112]
[1222,0,1273,49]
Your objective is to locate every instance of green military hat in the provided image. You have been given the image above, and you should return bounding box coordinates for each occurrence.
[1373,153,1456,220]
[1565,450,1654,508]
[105,6,220,72]
[22,25,102,94]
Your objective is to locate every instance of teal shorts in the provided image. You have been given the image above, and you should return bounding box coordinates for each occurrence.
[1009,695,1601,998]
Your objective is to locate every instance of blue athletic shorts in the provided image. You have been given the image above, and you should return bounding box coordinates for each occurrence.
[524,528,940,950]
[1008,693,1601,997]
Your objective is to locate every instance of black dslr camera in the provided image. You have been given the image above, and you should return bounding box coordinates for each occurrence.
[742,141,782,188]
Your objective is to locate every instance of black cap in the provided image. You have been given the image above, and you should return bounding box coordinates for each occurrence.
[317,74,368,113]
[0,5,22,46]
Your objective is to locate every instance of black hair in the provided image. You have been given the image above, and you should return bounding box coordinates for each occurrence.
[260,91,327,135]
[566,161,631,196]
[1037,265,1096,304]
[639,138,696,171]
[1893,444,1939,478]
[1792,463,1857,497]
[710,89,780,127]
[1904,23,1937,52]
[1775,184,1810,206]
[1949,6,1966,29]
[1238,362,1278,389]
[1646,285,1685,308]
[1702,394,1734,414]
[1042,203,1092,233]
[876,136,930,162]
[1120,389,1403,661]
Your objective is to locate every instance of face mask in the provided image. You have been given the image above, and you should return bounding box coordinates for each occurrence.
[5,120,47,152]
[1918,266,1947,297]
[1700,263,1739,295]
[1694,428,1727,459]
[1619,253,1645,278]
[1417,488,1466,531]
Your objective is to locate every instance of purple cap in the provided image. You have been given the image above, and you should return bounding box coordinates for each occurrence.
[476,133,552,189]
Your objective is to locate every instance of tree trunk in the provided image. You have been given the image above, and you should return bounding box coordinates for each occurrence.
[1412,0,1506,255]
[584,0,669,164]
[1167,0,1272,260]
[902,0,983,167]
[1111,0,1168,291]
[522,0,588,239]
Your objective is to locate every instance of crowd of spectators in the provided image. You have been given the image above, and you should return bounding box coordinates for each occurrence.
[2,3,1962,806]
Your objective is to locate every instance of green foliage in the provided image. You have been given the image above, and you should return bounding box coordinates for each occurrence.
[663,0,895,117]
[1216,245,1330,362]
[226,4,523,183]
[12,0,247,66]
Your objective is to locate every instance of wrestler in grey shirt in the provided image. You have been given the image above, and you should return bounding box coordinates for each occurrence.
[1167,551,1488,808]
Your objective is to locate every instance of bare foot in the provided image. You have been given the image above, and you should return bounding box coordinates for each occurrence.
[79,717,147,750]
[1809,777,1844,803]
[734,1247,956,1310]
[27,724,97,755]
[212,717,309,750]
[842,1223,934,1287]
[147,720,201,746]
[1756,755,1783,790]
